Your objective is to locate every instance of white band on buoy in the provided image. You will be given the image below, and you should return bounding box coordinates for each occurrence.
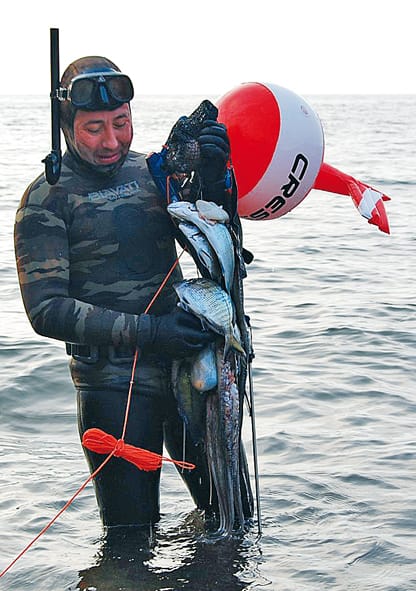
[217,82,325,221]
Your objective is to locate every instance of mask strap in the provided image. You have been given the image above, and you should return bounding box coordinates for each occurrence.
[99,83,110,104]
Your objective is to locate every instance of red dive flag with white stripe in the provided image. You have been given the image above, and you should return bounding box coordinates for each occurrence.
[313,162,391,234]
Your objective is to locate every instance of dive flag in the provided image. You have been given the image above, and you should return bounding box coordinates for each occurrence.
[314,162,391,234]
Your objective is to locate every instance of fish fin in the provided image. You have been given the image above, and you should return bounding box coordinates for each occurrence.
[224,335,245,359]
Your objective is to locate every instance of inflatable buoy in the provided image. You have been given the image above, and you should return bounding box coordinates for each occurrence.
[216,82,325,221]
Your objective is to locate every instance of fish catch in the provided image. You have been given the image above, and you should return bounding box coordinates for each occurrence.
[206,347,245,538]
[173,276,254,539]
[177,221,223,286]
[168,201,235,294]
[195,199,229,223]
[162,101,258,539]
[173,278,244,359]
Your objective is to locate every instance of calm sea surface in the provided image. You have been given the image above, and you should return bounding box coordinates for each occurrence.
[0,94,415,591]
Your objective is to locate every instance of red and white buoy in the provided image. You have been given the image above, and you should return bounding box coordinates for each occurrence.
[216,81,390,233]
[217,81,324,221]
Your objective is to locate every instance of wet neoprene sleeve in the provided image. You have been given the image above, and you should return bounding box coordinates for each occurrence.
[15,151,182,348]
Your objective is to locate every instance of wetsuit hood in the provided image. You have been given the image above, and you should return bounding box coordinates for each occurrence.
[60,56,133,178]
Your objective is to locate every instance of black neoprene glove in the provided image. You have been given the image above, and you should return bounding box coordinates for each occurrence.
[137,308,216,358]
[197,120,231,205]
[198,120,230,183]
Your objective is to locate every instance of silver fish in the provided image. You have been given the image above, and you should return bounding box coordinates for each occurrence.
[177,221,222,285]
[167,201,235,293]
[173,278,244,358]
[205,347,245,539]
[169,200,256,537]
[195,200,229,223]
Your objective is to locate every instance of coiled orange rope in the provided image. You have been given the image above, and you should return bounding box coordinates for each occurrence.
[83,428,195,471]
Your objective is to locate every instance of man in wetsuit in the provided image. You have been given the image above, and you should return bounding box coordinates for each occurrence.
[14,56,234,529]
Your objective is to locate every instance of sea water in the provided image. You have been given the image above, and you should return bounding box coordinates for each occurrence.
[0,93,415,590]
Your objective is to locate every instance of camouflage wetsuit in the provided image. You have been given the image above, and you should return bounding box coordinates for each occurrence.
[14,149,212,527]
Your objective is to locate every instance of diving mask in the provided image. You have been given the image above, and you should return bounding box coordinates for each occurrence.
[58,71,134,110]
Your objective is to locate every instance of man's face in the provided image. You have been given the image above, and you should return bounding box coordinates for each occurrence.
[73,103,133,167]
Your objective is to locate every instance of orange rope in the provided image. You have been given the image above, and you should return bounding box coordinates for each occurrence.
[1,251,188,578]
[83,428,195,471]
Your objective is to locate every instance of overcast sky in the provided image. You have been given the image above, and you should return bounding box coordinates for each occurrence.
[3,0,414,96]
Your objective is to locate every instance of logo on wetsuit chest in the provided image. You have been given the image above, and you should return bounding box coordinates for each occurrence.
[88,180,140,202]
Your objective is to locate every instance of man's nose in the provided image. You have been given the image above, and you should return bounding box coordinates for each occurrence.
[102,126,119,149]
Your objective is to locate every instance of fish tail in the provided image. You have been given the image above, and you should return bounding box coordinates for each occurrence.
[224,335,246,359]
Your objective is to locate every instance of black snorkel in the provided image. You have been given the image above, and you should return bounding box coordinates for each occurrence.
[42,28,62,185]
